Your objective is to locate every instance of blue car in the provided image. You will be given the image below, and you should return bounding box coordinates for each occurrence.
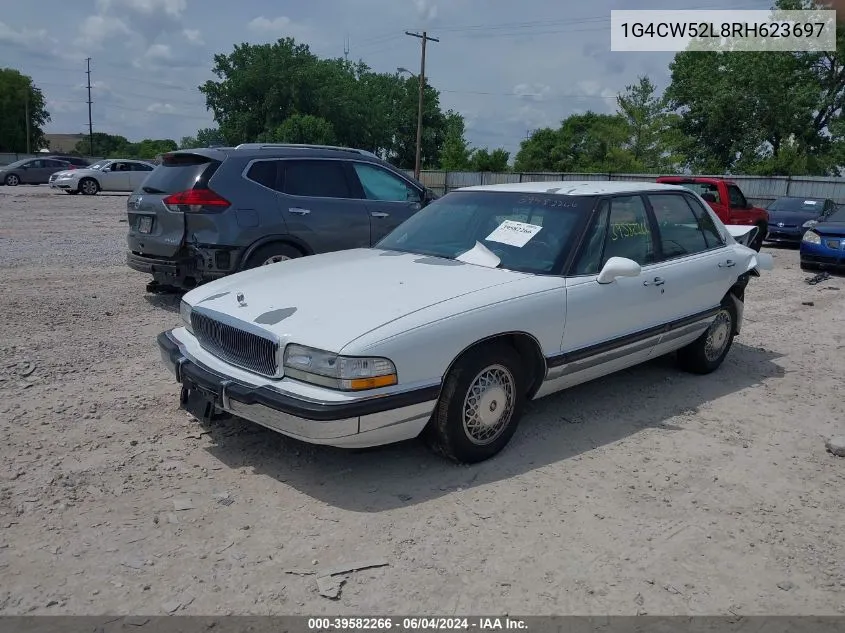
[765,196,837,246]
[800,206,845,272]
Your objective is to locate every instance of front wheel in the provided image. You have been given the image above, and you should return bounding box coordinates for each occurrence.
[751,223,766,252]
[4,174,19,186]
[677,299,737,375]
[79,178,99,195]
[424,343,526,463]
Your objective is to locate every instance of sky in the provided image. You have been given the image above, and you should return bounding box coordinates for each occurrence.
[0,0,772,157]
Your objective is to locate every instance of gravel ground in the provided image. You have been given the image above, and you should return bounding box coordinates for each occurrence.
[0,184,844,616]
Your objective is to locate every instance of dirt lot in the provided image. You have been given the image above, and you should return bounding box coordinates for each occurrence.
[0,184,843,616]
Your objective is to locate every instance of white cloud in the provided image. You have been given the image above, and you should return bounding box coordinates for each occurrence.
[183,28,203,44]
[247,16,292,33]
[74,14,131,50]
[413,0,438,22]
[97,0,187,18]
[146,102,176,114]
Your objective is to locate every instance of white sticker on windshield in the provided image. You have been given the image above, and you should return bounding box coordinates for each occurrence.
[485,220,542,248]
[804,200,817,205]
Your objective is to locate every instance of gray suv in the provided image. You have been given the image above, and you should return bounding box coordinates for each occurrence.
[126,143,435,291]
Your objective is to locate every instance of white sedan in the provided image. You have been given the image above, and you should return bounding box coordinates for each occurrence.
[50,159,155,195]
[157,181,772,463]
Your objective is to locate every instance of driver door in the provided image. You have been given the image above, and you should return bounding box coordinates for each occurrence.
[100,162,130,191]
[553,196,665,384]
[347,162,424,244]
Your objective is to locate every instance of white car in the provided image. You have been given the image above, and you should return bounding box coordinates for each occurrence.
[50,159,155,195]
[157,181,772,463]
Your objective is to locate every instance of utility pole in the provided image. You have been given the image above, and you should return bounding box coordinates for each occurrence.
[405,30,438,180]
[86,57,94,156]
[24,90,31,154]
[343,35,350,62]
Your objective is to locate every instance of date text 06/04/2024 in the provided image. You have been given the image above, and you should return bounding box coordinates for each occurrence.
[620,21,826,39]
[307,617,528,631]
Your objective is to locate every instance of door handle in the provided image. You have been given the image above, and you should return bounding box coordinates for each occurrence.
[719,260,736,268]
[288,207,310,215]
[643,277,665,286]
[371,211,390,218]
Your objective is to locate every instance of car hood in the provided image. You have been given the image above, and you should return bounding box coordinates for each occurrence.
[813,222,845,237]
[768,210,819,224]
[183,248,531,352]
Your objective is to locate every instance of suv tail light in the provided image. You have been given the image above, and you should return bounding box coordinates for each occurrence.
[163,188,230,213]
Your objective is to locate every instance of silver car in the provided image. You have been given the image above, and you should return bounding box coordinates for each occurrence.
[50,159,156,195]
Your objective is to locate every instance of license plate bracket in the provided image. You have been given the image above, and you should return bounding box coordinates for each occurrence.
[180,382,220,422]
[138,215,153,233]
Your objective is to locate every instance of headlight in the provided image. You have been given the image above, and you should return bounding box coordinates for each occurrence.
[802,219,818,228]
[179,300,193,333]
[283,344,397,391]
[802,230,821,245]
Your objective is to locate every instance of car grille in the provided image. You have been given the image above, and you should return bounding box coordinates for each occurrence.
[826,239,842,249]
[190,311,279,377]
[49,174,58,183]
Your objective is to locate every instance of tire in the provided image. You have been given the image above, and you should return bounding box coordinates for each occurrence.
[243,243,303,269]
[677,298,737,375]
[4,174,19,186]
[750,223,766,252]
[800,261,817,272]
[65,190,79,195]
[79,178,99,195]
[425,342,526,464]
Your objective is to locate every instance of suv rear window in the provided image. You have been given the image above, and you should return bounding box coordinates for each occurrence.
[281,160,352,198]
[140,153,219,194]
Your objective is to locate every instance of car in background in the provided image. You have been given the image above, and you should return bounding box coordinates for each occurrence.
[159,181,772,463]
[50,159,155,195]
[655,176,769,251]
[0,157,74,186]
[765,196,837,246]
[126,143,436,292]
[44,154,91,168]
[800,206,845,272]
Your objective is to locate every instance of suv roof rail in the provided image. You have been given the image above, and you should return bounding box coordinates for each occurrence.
[233,142,379,158]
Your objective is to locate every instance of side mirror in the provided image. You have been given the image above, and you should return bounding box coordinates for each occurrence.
[597,257,642,284]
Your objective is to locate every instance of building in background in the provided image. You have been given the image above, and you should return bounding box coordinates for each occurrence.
[43,134,86,154]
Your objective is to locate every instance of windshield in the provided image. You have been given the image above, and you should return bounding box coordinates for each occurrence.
[826,207,845,222]
[768,197,825,213]
[88,160,109,170]
[3,159,29,169]
[376,191,595,274]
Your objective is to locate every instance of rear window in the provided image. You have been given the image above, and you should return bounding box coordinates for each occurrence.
[140,154,219,194]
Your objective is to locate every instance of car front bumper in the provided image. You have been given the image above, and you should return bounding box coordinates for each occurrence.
[800,238,845,270]
[765,227,804,243]
[157,330,439,448]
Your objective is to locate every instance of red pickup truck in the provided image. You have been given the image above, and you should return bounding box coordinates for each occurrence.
[655,176,768,251]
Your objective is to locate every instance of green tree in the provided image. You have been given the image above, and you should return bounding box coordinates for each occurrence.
[439,110,472,170]
[469,148,510,172]
[259,114,336,145]
[74,132,131,157]
[198,38,456,169]
[0,69,50,153]
[180,127,226,149]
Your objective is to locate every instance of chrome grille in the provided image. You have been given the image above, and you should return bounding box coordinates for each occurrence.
[191,311,279,377]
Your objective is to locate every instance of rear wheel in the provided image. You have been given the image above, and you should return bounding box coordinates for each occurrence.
[677,299,737,375]
[65,190,79,195]
[4,174,19,186]
[79,178,99,195]
[425,342,526,464]
[243,243,303,269]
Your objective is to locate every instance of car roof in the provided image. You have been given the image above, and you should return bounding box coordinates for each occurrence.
[457,181,690,195]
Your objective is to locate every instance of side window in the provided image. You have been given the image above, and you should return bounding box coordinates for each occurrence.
[573,200,610,275]
[132,163,153,171]
[727,185,747,208]
[685,194,725,247]
[281,160,352,199]
[27,160,43,168]
[649,194,712,259]
[352,162,420,202]
[602,195,655,266]
[245,160,278,190]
